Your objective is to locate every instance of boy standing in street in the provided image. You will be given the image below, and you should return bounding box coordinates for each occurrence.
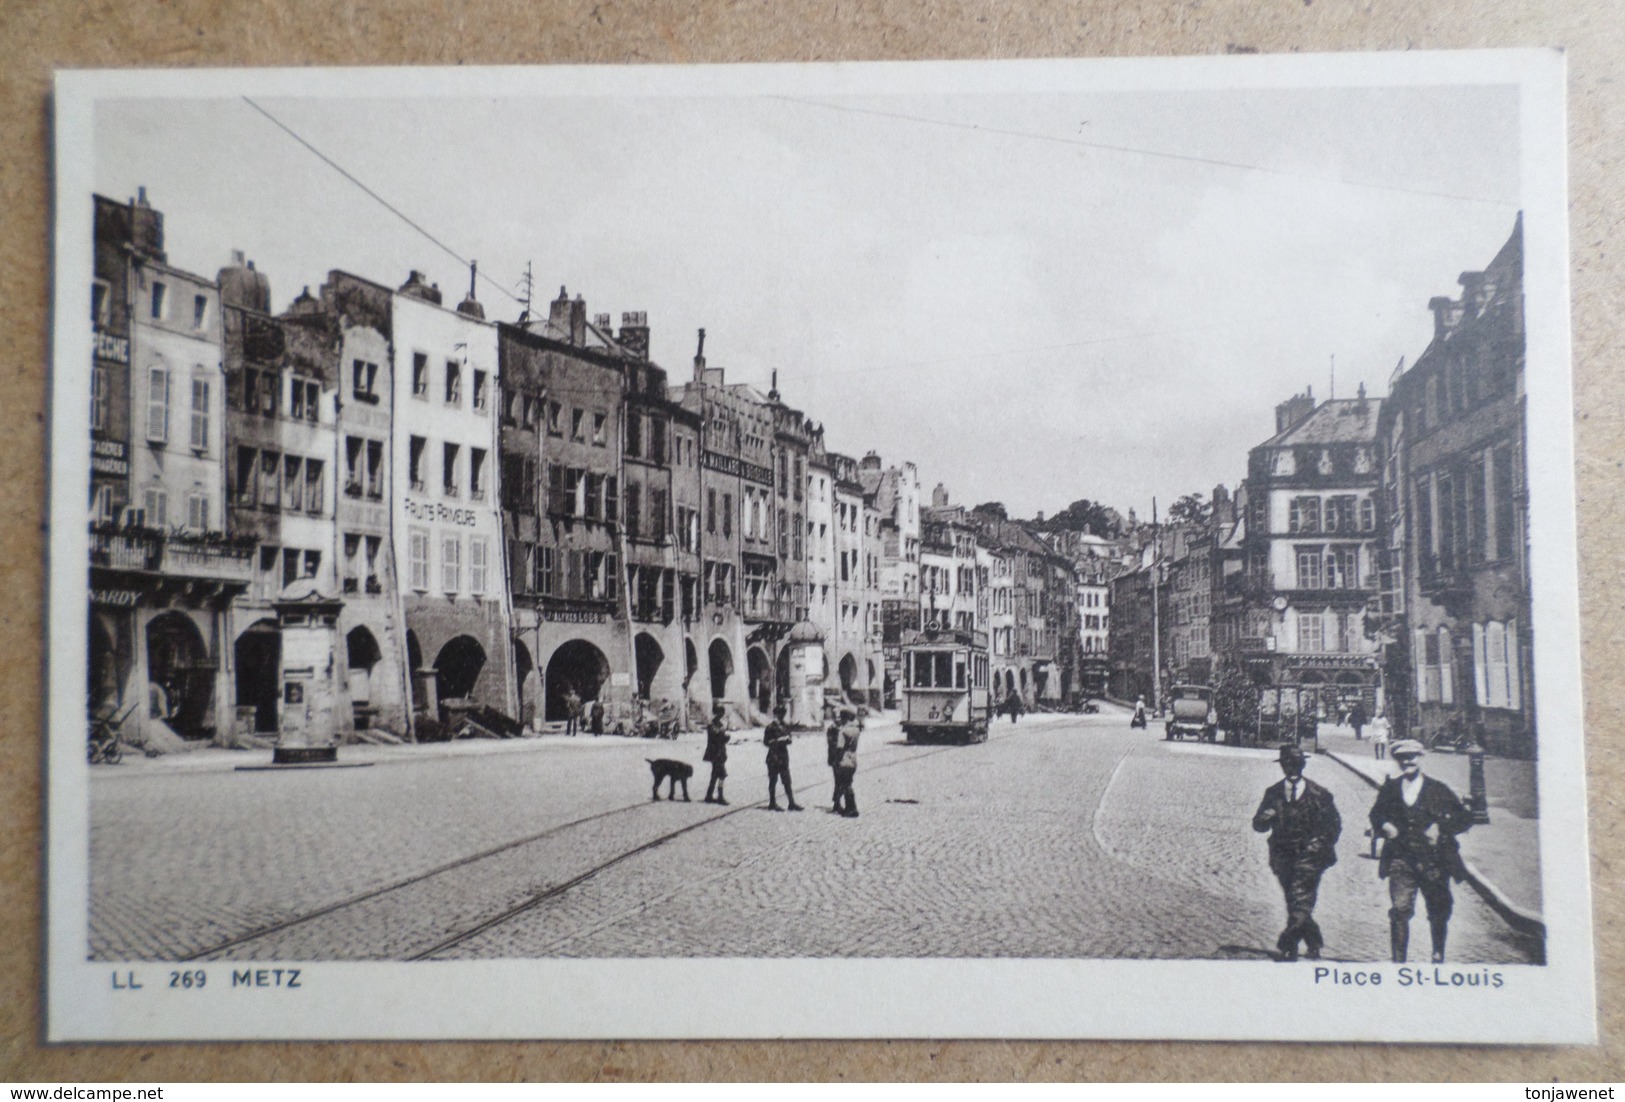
[764,705,802,811]
[703,705,730,805]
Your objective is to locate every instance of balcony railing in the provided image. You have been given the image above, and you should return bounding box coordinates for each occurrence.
[91,526,254,583]
[742,594,798,624]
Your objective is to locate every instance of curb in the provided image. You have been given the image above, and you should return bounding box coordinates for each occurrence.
[1319,748,1547,945]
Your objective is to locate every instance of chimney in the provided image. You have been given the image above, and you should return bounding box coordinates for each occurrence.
[693,327,707,383]
[593,312,612,334]
[1429,294,1464,339]
[769,368,780,402]
[549,286,573,338]
[1274,387,1317,435]
[618,311,649,362]
[570,294,587,346]
[128,187,165,261]
[456,261,484,320]
[217,248,271,313]
[398,269,443,305]
[1036,510,1046,524]
[285,285,321,317]
[860,451,882,472]
[932,483,949,508]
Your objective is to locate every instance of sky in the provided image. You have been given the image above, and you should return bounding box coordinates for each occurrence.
[92,77,1522,521]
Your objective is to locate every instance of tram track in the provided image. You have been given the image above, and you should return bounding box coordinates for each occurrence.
[176,726,1031,963]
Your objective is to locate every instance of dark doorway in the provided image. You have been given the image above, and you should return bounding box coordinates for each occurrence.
[435,635,488,703]
[235,620,282,733]
[838,653,858,698]
[146,612,212,739]
[708,638,733,702]
[346,627,381,705]
[406,630,425,712]
[88,612,123,714]
[514,639,535,724]
[634,633,664,700]
[545,639,610,721]
[747,646,773,713]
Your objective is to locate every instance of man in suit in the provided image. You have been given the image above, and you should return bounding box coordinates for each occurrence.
[1252,743,1342,961]
[1369,739,1472,963]
[763,704,802,812]
[831,708,860,818]
[702,704,730,805]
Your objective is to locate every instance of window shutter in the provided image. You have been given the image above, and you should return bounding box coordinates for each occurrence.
[147,368,169,442]
[1505,619,1522,711]
[190,378,210,450]
[1472,622,1488,705]
[1438,628,1454,705]
[1413,628,1429,704]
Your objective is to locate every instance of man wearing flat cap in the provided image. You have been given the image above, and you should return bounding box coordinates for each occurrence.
[1252,743,1342,961]
[1369,739,1472,963]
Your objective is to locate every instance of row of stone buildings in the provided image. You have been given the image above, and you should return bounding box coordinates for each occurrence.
[85,190,1091,748]
[1106,216,1534,757]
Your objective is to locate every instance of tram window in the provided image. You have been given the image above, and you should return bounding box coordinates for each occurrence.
[956,660,966,689]
[934,652,952,688]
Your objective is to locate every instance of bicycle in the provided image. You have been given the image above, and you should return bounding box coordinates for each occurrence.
[88,703,134,765]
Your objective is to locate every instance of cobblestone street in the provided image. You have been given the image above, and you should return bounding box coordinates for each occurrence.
[90,711,1539,964]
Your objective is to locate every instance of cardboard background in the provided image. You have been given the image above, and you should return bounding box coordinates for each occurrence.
[3,0,1620,1081]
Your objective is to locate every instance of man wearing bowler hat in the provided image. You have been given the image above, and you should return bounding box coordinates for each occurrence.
[1252,742,1342,961]
[1369,739,1472,963]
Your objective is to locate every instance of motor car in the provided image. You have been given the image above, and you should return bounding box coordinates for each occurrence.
[1164,684,1218,742]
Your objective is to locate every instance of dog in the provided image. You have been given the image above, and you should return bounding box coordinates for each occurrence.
[647,758,693,802]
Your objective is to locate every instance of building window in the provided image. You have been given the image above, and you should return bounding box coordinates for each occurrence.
[547,401,562,436]
[290,378,319,422]
[570,408,585,442]
[1288,496,1320,534]
[343,534,361,593]
[470,448,487,501]
[150,281,167,320]
[651,487,668,543]
[408,528,431,591]
[364,536,381,593]
[284,455,304,512]
[344,438,363,497]
[192,294,209,330]
[472,369,488,411]
[442,443,461,497]
[91,280,110,327]
[536,546,556,596]
[146,367,170,443]
[186,492,209,533]
[91,366,109,433]
[649,418,666,465]
[445,360,462,406]
[469,536,488,596]
[188,377,210,451]
[366,441,384,500]
[352,359,378,402]
[408,436,427,493]
[592,412,607,447]
[260,450,281,509]
[143,488,168,529]
[305,459,324,514]
[235,446,258,504]
[584,473,604,520]
[1360,497,1376,533]
[445,536,464,594]
[722,493,733,538]
[1294,545,1323,589]
[625,482,641,539]
[706,488,716,534]
[412,353,429,398]
[605,475,618,523]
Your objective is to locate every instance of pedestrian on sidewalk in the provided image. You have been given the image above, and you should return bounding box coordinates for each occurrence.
[1370,713,1390,760]
[1251,743,1341,962]
[702,704,730,805]
[1350,701,1367,741]
[590,699,605,737]
[1369,740,1472,964]
[563,688,582,737]
[831,708,860,818]
[764,705,802,811]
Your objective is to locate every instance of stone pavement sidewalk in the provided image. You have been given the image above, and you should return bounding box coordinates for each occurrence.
[1313,724,1543,939]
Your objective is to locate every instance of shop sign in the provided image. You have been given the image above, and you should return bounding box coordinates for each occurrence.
[91,439,128,477]
[91,588,141,607]
[540,607,608,624]
[94,329,130,365]
[404,498,480,528]
[701,450,773,487]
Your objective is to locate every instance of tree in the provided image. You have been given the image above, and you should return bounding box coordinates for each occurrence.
[1167,492,1211,527]
[971,501,1008,521]
[1042,498,1123,537]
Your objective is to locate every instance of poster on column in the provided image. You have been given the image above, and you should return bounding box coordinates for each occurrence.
[46,51,1592,1042]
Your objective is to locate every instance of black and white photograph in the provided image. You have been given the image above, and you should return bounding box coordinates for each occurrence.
[47,52,1591,1042]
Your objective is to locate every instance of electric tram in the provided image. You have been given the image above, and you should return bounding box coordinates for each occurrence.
[900,624,992,744]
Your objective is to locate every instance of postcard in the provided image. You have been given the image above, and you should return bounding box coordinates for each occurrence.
[47,50,1591,1042]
